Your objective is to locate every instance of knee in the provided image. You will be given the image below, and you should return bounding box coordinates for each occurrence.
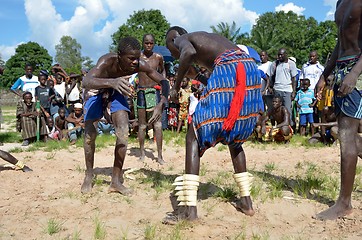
[84,129,97,141]
[138,124,147,132]
[114,125,129,141]
[153,121,162,131]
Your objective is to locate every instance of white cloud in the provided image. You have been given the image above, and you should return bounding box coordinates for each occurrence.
[0,44,21,62]
[12,0,258,63]
[323,0,338,20]
[275,2,306,15]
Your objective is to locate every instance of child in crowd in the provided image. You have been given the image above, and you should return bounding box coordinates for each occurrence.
[16,92,48,146]
[177,77,191,133]
[48,79,67,121]
[187,80,201,126]
[54,72,67,103]
[35,72,55,120]
[55,107,67,140]
[47,117,60,140]
[167,73,179,131]
[66,73,82,113]
[295,78,317,136]
[65,103,84,145]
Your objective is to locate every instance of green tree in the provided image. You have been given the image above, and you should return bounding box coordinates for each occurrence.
[210,21,243,44]
[249,11,337,67]
[82,56,95,71]
[110,9,170,52]
[55,36,83,74]
[0,42,52,88]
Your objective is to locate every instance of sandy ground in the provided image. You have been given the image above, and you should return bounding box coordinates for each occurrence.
[0,136,361,240]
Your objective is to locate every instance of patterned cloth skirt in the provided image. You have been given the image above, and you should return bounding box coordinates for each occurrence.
[192,49,264,156]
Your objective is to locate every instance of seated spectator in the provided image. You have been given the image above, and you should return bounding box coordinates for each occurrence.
[65,103,84,145]
[16,92,48,146]
[261,96,293,143]
[97,117,115,135]
[47,117,60,140]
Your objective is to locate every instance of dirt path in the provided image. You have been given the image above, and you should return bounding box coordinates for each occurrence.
[0,140,361,239]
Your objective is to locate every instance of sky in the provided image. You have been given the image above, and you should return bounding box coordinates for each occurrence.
[0,0,338,64]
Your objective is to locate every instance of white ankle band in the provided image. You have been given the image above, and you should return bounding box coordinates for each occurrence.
[233,172,253,197]
[173,174,199,206]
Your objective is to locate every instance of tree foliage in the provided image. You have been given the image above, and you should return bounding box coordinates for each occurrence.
[210,21,244,44]
[110,9,170,52]
[0,42,52,88]
[248,11,337,67]
[55,36,84,74]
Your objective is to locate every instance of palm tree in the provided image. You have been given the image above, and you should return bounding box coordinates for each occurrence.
[210,21,242,44]
[249,27,281,57]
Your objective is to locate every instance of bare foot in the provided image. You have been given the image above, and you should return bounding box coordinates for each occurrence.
[315,202,353,220]
[22,165,33,172]
[108,182,133,195]
[232,197,255,216]
[81,173,94,193]
[162,206,198,224]
[157,156,165,165]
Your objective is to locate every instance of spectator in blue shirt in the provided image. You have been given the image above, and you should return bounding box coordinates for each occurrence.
[10,63,39,101]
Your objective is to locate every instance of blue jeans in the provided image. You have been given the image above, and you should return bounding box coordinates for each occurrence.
[67,123,83,141]
[97,121,115,135]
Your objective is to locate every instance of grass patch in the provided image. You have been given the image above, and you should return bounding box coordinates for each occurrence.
[43,218,63,236]
[213,185,237,201]
[93,216,107,240]
[144,224,157,240]
[0,131,21,143]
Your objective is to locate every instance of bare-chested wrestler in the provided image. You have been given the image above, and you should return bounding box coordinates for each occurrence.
[163,26,263,223]
[137,34,166,164]
[315,0,362,220]
[0,150,32,172]
[81,37,169,194]
[260,95,293,143]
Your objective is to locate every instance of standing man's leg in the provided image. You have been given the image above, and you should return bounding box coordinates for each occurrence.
[229,145,255,216]
[108,110,132,195]
[316,113,359,219]
[137,108,147,161]
[182,124,200,220]
[153,120,165,164]
[81,120,97,193]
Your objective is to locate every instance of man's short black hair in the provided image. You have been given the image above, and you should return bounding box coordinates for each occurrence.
[22,91,32,99]
[273,95,283,102]
[142,33,155,43]
[166,26,188,36]
[25,63,33,69]
[118,37,141,54]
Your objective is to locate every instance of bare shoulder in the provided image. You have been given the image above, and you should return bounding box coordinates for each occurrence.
[95,53,118,66]
[153,52,163,59]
